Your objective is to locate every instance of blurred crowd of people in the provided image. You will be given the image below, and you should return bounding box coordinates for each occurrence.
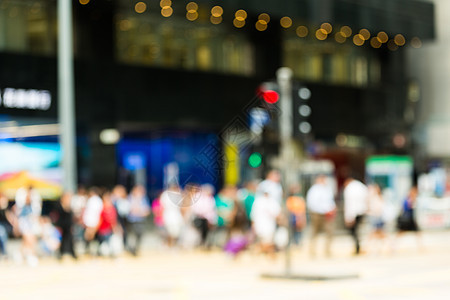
[0,184,152,265]
[0,170,423,266]
[308,175,422,257]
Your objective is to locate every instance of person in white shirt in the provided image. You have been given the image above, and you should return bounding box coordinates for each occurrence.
[306,175,336,257]
[251,191,281,256]
[343,177,369,255]
[255,170,283,204]
[82,187,103,254]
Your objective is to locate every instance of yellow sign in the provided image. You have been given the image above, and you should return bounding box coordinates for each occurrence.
[224,143,239,186]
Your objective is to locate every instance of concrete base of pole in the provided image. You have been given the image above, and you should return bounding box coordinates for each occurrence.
[261,272,359,281]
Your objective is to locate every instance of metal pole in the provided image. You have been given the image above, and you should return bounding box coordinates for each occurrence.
[58,0,77,193]
[276,67,293,276]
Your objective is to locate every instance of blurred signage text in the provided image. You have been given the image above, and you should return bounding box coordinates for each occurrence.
[0,88,51,111]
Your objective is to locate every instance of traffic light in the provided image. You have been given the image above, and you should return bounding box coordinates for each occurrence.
[262,90,279,104]
[248,151,262,168]
[292,83,312,140]
[250,82,281,135]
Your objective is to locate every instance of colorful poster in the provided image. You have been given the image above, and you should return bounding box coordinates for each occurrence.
[0,142,62,200]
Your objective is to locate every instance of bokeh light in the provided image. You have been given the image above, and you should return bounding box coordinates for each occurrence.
[377,31,389,43]
[161,6,173,17]
[210,15,222,24]
[211,6,223,18]
[235,9,247,21]
[299,122,312,134]
[336,134,348,147]
[256,20,268,31]
[335,32,346,43]
[299,105,311,117]
[186,2,198,12]
[233,18,245,28]
[394,34,406,46]
[160,0,171,8]
[186,11,198,21]
[134,2,147,13]
[359,29,371,40]
[370,37,382,48]
[353,34,365,46]
[321,22,333,34]
[258,13,270,24]
[296,26,308,38]
[340,26,352,37]
[280,17,292,29]
[315,28,328,40]
[119,19,131,31]
[411,37,422,48]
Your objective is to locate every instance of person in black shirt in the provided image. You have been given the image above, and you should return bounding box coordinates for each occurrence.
[53,192,77,260]
[0,194,14,257]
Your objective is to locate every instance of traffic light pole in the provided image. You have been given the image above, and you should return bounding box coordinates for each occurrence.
[58,0,77,193]
[276,67,294,276]
[262,68,359,281]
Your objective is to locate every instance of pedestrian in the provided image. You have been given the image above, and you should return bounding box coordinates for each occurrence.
[393,186,423,252]
[192,184,217,249]
[14,186,42,266]
[0,193,14,259]
[82,187,103,255]
[224,198,249,258]
[214,185,236,247]
[255,170,283,204]
[238,181,258,223]
[53,192,77,260]
[343,177,369,255]
[71,185,88,243]
[15,185,42,216]
[111,185,130,248]
[286,184,307,247]
[160,184,184,248]
[251,189,281,258]
[306,175,336,258]
[151,191,165,235]
[96,190,118,257]
[39,216,61,257]
[366,184,387,254]
[126,185,151,256]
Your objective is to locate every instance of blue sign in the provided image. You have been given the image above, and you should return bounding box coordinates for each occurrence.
[124,152,146,171]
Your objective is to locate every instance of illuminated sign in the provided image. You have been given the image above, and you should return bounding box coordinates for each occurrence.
[0,88,51,111]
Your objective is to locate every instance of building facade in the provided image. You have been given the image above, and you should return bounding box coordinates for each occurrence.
[0,0,435,197]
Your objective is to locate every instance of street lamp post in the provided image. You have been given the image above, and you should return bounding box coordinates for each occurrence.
[58,0,77,193]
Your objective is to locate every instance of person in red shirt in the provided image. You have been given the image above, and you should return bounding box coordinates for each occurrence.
[96,190,118,256]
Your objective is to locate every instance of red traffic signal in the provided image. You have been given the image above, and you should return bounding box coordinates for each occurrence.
[262,90,279,104]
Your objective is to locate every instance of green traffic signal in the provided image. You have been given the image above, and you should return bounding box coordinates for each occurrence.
[248,152,262,168]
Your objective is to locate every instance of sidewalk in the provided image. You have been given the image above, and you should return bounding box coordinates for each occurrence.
[2,229,450,300]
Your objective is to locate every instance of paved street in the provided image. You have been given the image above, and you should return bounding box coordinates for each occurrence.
[1,230,450,300]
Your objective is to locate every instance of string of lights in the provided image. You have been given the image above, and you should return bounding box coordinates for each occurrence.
[79,0,423,51]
